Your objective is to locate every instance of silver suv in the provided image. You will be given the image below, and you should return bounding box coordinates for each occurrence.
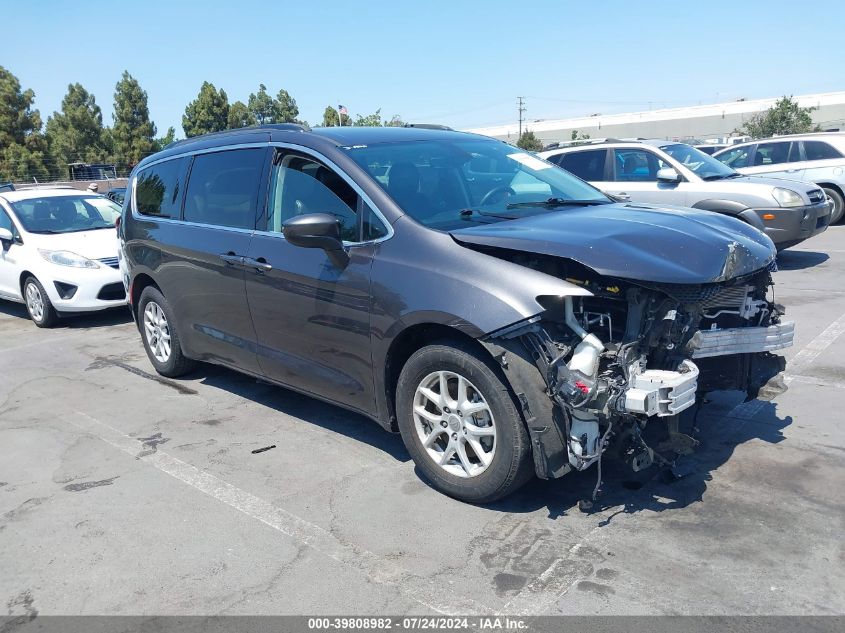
[539,139,830,250]
[713,132,845,224]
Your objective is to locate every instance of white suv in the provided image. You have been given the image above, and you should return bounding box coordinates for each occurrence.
[0,188,127,327]
[539,139,830,250]
[713,132,845,224]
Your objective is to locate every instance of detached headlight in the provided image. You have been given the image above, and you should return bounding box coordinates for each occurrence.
[38,249,100,269]
[772,187,804,207]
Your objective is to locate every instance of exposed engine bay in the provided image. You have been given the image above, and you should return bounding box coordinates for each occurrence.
[481,250,793,493]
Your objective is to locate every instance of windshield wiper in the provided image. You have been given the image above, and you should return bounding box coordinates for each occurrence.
[459,208,520,220]
[63,225,114,233]
[703,172,743,181]
[506,197,611,209]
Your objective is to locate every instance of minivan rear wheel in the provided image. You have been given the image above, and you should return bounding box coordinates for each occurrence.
[138,286,195,377]
[822,187,844,224]
[396,342,533,503]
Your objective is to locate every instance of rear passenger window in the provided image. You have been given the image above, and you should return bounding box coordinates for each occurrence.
[184,149,265,230]
[135,158,187,218]
[559,150,607,181]
[804,141,842,161]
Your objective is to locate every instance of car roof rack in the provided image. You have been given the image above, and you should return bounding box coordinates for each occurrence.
[164,123,310,150]
[543,137,653,151]
[403,123,453,130]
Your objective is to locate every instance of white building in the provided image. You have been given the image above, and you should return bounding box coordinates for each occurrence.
[464,92,845,146]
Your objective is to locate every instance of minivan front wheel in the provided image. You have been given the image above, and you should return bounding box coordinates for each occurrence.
[137,286,194,377]
[396,343,533,503]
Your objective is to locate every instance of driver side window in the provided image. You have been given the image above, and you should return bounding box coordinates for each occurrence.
[613,149,661,182]
[267,153,386,242]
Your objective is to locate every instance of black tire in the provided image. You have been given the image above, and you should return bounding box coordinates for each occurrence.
[822,187,844,225]
[137,286,195,377]
[396,342,534,503]
[22,276,58,328]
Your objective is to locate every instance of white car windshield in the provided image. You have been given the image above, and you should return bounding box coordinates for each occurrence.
[344,138,611,230]
[659,143,740,181]
[10,195,120,234]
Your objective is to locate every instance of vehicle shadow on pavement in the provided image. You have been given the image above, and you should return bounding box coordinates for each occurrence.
[196,365,411,463]
[487,394,792,522]
[0,302,132,329]
[776,250,829,270]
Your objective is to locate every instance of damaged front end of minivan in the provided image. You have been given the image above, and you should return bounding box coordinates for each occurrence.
[477,247,793,494]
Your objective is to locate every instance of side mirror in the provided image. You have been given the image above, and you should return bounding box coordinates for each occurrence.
[0,227,13,249]
[656,167,681,183]
[282,213,349,267]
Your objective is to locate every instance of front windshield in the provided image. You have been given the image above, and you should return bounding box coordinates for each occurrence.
[660,143,738,180]
[10,195,120,234]
[343,138,610,230]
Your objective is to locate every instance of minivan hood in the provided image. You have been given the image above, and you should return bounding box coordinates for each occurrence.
[450,203,776,284]
[25,228,119,260]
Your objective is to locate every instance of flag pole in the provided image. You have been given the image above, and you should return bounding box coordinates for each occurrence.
[337,103,342,127]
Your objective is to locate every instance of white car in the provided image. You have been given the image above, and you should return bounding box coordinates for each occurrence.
[0,188,127,327]
[713,132,845,224]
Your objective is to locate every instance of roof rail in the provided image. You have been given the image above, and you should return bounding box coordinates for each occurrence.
[403,123,454,130]
[542,137,647,151]
[163,123,310,151]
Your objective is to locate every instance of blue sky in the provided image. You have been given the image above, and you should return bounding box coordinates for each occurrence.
[6,0,845,137]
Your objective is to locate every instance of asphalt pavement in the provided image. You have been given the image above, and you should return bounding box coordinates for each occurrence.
[1,226,843,617]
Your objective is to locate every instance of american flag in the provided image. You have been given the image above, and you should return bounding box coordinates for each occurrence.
[338,105,348,115]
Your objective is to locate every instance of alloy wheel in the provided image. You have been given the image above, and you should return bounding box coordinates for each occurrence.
[25,282,44,322]
[144,301,172,363]
[412,370,496,478]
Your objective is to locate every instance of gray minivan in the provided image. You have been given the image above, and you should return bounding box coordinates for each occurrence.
[121,124,793,503]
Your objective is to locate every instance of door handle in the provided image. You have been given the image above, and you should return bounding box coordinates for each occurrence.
[243,257,273,273]
[219,253,243,266]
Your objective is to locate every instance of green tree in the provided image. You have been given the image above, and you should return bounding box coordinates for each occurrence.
[274,88,299,123]
[248,84,275,124]
[0,65,50,182]
[227,100,255,129]
[570,129,590,141]
[354,109,383,127]
[738,96,819,138]
[182,81,229,137]
[321,105,350,127]
[155,126,177,151]
[516,129,543,151]
[112,71,157,171]
[45,83,108,175]
[385,114,405,127]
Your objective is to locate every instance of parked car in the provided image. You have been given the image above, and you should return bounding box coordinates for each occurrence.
[712,133,845,224]
[539,139,830,250]
[0,188,126,327]
[121,125,793,503]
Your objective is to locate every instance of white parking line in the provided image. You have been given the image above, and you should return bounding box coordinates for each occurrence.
[66,409,491,615]
[788,374,845,390]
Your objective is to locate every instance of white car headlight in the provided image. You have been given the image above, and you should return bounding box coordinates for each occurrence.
[772,187,804,208]
[38,249,100,269]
